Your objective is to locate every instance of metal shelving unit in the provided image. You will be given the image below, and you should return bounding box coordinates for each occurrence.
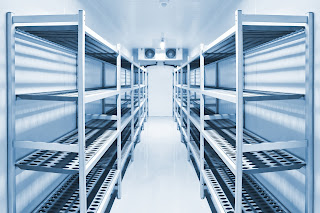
[173,10,314,212]
[7,10,148,213]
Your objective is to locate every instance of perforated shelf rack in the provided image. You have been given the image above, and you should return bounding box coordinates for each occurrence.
[189,26,304,69]
[16,118,132,174]
[205,119,305,173]
[189,128,289,213]
[184,112,305,174]
[32,124,134,213]
[33,144,118,213]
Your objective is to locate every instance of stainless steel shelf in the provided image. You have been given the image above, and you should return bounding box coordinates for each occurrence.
[179,26,305,70]
[17,88,118,103]
[16,111,134,174]
[188,127,289,212]
[33,143,119,213]
[32,122,137,213]
[16,119,118,174]
[175,85,304,103]
[187,109,305,174]
[17,25,120,65]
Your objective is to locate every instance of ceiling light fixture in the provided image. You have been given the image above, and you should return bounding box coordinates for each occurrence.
[160,0,169,8]
[160,38,165,50]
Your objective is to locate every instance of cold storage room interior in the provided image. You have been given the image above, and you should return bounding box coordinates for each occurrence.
[1,0,319,213]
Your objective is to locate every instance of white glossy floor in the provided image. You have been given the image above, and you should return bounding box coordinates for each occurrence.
[111,116,211,213]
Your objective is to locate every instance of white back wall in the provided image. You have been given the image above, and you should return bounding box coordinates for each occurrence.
[148,65,173,116]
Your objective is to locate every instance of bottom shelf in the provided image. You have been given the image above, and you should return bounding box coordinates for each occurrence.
[184,130,289,212]
[33,143,118,213]
[33,128,136,213]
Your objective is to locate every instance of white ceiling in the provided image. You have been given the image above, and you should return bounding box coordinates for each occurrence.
[82,0,236,51]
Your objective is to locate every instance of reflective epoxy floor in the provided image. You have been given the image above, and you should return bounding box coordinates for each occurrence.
[111,116,211,213]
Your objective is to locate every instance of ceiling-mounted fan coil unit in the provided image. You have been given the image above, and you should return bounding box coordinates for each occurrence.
[138,48,183,61]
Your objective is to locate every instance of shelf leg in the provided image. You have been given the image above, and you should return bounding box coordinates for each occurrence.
[77,10,87,213]
[7,12,16,213]
[305,12,314,213]
[131,61,135,163]
[235,10,244,213]
[200,44,205,200]
[116,46,122,199]
[187,60,191,163]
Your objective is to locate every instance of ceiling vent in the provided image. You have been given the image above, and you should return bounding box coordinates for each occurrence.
[145,48,155,59]
[166,48,176,59]
[138,48,183,61]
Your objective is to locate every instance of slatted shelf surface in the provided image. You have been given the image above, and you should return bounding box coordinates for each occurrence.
[33,145,118,213]
[204,119,305,173]
[16,26,125,66]
[188,127,289,212]
[33,122,136,213]
[189,26,304,69]
[17,88,119,102]
[187,86,304,102]
[16,119,118,174]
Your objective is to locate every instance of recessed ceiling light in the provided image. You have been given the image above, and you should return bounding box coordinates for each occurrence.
[160,0,169,7]
[160,39,165,50]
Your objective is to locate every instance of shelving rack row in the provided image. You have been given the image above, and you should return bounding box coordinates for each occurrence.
[7,10,148,213]
[173,10,314,212]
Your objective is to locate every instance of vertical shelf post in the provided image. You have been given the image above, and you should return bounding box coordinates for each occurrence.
[215,62,219,114]
[187,57,191,162]
[143,68,146,121]
[102,63,105,114]
[138,67,141,132]
[173,70,176,121]
[131,61,135,162]
[116,44,122,199]
[199,44,205,199]
[305,12,314,213]
[180,67,183,119]
[147,71,149,118]
[7,12,16,213]
[235,9,244,213]
[77,10,87,213]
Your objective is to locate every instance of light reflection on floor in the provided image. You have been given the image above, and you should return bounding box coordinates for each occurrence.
[111,116,211,213]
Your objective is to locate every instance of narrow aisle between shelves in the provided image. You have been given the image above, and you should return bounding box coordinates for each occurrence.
[111,117,211,213]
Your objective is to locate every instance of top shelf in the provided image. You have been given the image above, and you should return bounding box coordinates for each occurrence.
[12,12,147,71]
[203,25,304,65]
[176,13,308,71]
[189,26,304,70]
[16,25,122,65]
[175,85,304,102]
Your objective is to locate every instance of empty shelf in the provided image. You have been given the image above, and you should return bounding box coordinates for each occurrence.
[16,119,119,174]
[17,88,119,103]
[17,25,119,65]
[33,145,118,213]
[190,26,304,67]
[188,86,304,103]
[188,132,288,212]
[191,117,305,174]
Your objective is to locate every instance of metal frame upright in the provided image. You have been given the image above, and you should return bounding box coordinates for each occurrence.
[234,10,244,212]
[305,12,314,213]
[116,44,122,199]
[77,10,87,211]
[199,44,205,199]
[6,11,16,213]
[186,58,191,162]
